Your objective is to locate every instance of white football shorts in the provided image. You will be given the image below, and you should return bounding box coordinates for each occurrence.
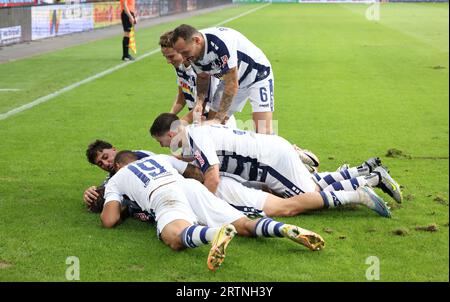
[216,175,269,217]
[211,73,275,115]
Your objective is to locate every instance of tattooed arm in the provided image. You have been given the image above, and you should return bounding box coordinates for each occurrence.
[213,67,238,123]
[195,73,210,108]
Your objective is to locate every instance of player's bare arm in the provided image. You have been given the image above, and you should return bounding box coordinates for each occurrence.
[181,110,194,123]
[170,87,186,115]
[182,163,204,183]
[203,164,221,193]
[215,67,238,122]
[195,73,210,104]
[101,200,122,228]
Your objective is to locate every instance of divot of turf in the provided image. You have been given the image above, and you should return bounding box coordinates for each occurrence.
[434,195,449,206]
[323,228,334,234]
[405,194,415,201]
[393,228,409,236]
[0,261,12,269]
[386,148,412,159]
[415,224,439,232]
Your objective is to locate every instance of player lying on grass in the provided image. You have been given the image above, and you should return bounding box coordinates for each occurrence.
[83,139,203,219]
[212,171,391,218]
[101,150,325,271]
[83,139,330,220]
[159,30,236,127]
[150,113,403,207]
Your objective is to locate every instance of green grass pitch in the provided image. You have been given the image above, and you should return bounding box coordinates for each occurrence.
[0,3,448,281]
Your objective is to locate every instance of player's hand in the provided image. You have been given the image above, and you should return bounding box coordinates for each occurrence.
[83,186,99,206]
[129,16,136,25]
[192,102,204,125]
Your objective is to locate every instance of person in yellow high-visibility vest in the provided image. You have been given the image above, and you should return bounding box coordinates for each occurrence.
[120,0,136,61]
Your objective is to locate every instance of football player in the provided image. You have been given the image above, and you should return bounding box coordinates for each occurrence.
[101,151,325,271]
[159,30,236,127]
[150,113,403,209]
[171,25,275,134]
[83,139,203,221]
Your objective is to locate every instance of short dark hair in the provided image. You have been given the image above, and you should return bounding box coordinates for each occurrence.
[86,140,113,165]
[150,113,180,137]
[159,30,174,48]
[170,24,199,45]
[114,150,138,166]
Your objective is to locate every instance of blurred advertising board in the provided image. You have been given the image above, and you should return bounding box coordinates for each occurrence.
[31,3,94,40]
[0,25,22,45]
[0,0,36,7]
[93,1,120,28]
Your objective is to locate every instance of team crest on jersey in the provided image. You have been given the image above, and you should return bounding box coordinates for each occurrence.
[221,55,228,67]
[194,150,205,167]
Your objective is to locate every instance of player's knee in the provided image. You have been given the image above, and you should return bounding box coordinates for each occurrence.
[162,236,185,251]
[273,204,303,217]
[168,241,185,251]
[232,218,255,237]
[160,229,185,251]
[280,208,302,217]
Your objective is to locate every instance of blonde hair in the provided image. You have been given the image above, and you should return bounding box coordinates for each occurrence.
[159,30,174,48]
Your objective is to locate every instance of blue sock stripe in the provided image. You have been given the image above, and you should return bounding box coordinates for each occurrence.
[262,218,272,237]
[332,181,344,191]
[320,191,330,209]
[330,192,341,207]
[254,217,267,236]
[313,173,321,181]
[186,225,197,248]
[273,222,284,237]
[345,169,351,179]
[350,178,360,190]
[324,175,336,185]
[181,226,196,248]
[181,227,191,248]
[340,169,351,179]
[199,227,209,245]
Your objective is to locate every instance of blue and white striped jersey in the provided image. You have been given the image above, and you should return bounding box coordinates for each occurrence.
[191,27,272,88]
[182,124,290,182]
[174,63,219,113]
[175,63,197,108]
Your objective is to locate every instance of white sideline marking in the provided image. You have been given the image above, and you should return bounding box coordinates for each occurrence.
[215,3,271,26]
[0,89,21,92]
[0,4,271,122]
